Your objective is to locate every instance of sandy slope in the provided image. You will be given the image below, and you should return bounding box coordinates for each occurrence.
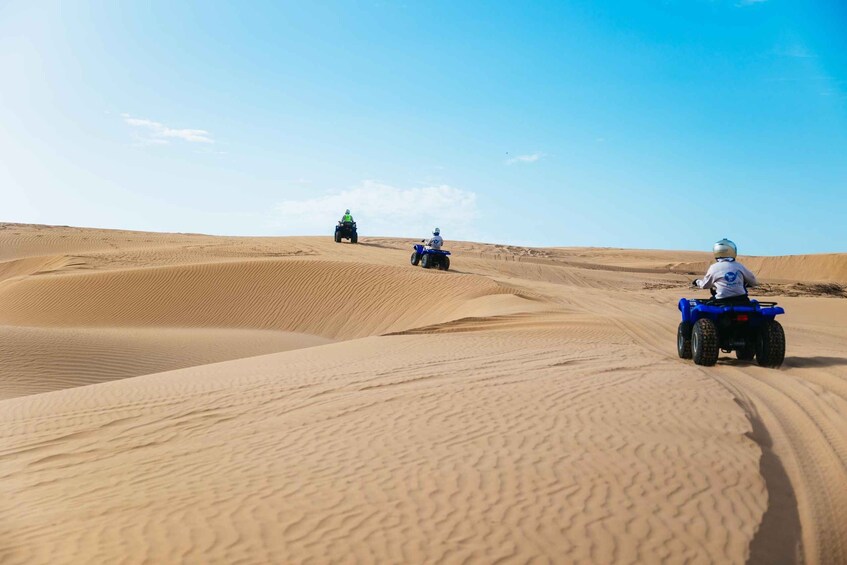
[0,326,330,399]
[1,223,846,564]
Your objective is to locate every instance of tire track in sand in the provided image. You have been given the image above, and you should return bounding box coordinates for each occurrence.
[583,290,847,564]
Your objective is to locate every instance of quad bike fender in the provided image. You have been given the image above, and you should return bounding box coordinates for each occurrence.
[678,298,693,324]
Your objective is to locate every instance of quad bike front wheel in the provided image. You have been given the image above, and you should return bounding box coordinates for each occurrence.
[334,231,341,243]
[692,318,719,366]
[410,252,421,266]
[677,322,692,359]
[420,253,432,269]
[756,320,785,368]
[351,233,358,244]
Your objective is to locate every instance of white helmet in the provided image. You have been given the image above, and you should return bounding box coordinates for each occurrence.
[433,227,440,236]
[713,238,737,260]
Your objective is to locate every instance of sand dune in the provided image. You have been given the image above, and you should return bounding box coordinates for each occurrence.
[0,326,330,399]
[1,223,846,564]
[0,259,532,338]
[743,253,847,283]
[671,253,847,284]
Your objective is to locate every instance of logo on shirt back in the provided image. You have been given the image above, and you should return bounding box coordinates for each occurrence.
[725,271,738,284]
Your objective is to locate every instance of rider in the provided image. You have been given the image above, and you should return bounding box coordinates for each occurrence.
[693,238,758,304]
[424,227,443,250]
[341,209,354,223]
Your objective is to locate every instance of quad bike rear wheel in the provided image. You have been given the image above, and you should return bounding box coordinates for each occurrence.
[692,318,719,366]
[410,251,421,266]
[756,320,785,368]
[677,322,692,359]
[438,256,450,271]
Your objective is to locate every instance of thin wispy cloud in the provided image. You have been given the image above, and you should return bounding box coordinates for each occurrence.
[275,180,479,239]
[506,153,544,165]
[737,0,767,5]
[122,113,214,145]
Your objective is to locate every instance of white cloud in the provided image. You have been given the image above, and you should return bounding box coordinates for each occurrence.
[737,0,767,5]
[121,114,214,144]
[506,153,544,165]
[275,180,479,239]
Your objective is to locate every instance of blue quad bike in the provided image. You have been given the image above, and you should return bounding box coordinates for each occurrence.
[334,221,358,244]
[677,297,785,367]
[410,243,451,271]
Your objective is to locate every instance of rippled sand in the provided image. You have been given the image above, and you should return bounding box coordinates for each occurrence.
[2,223,845,564]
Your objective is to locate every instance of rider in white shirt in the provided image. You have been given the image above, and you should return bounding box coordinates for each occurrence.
[694,238,758,303]
[424,227,443,250]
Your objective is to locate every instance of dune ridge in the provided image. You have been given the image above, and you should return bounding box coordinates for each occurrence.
[0,259,530,339]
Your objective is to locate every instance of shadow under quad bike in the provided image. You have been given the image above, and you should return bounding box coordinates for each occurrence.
[677,297,786,367]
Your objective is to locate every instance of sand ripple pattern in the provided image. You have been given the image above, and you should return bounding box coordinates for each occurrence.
[0,326,330,399]
[0,259,524,339]
[1,333,764,564]
[3,224,847,563]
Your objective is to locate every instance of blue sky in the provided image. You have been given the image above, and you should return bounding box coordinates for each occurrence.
[1,0,845,255]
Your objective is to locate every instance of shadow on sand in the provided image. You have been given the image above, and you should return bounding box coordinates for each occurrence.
[356,241,408,251]
[718,356,847,369]
[782,356,847,368]
[738,399,804,565]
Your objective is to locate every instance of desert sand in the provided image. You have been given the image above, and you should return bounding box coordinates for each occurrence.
[1,223,845,564]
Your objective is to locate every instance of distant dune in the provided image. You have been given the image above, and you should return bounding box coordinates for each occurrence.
[1,223,845,564]
[670,253,847,283]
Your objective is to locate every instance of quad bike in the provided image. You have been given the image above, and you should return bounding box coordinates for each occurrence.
[410,243,451,271]
[334,221,358,243]
[677,295,785,367]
